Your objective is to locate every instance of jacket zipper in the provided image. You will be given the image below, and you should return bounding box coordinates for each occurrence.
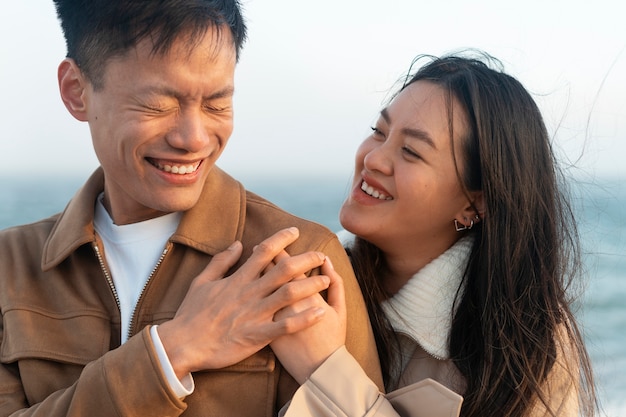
[126,245,169,341]
[93,243,121,312]
[93,241,170,342]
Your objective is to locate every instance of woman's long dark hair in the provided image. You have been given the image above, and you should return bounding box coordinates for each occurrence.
[349,52,596,417]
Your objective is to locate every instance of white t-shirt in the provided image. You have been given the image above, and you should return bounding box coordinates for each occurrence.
[93,194,181,342]
[93,194,192,396]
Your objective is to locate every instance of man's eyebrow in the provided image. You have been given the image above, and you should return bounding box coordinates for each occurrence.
[205,86,235,100]
[147,85,234,101]
[380,108,437,149]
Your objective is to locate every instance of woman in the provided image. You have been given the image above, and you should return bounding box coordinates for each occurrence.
[270,52,597,417]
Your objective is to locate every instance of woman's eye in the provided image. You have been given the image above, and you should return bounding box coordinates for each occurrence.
[402,146,421,159]
[370,126,384,138]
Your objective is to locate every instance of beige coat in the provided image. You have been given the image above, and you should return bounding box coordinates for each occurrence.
[280,236,580,417]
[0,167,383,416]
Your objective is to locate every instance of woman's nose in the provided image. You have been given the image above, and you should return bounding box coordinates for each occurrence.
[363,141,393,176]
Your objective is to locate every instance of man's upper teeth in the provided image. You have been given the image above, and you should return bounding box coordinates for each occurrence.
[361,181,391,200]
[157,162,199,175]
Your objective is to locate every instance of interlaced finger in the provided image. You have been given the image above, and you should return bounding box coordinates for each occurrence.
[195,241,243,283]
[230,227,301,284]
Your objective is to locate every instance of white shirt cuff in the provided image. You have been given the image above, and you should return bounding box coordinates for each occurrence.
[150,325,195,398]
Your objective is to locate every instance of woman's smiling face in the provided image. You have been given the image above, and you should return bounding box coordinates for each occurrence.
[340,80,474,264]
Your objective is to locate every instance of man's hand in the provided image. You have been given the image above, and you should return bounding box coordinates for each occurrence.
[270,254,347,384]
[157,227,331,379]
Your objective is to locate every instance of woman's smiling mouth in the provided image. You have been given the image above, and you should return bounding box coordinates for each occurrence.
[361,180,393,200]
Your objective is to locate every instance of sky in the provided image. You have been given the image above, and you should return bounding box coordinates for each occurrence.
[1,0,625,181]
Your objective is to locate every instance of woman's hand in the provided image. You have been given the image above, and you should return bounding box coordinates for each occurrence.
[158,228,331,378]
[270,254,347,384]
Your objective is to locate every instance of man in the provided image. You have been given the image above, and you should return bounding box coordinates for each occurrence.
[0,1,381,415]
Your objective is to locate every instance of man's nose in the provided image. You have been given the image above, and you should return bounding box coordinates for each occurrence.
[166,110,211,153]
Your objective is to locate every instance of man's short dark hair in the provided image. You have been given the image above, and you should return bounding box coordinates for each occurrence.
[53,0,247,89]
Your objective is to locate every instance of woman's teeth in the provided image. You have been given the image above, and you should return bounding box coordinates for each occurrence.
[361,180,392,200]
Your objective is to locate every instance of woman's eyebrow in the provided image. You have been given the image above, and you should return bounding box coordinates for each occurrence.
[380,108,437,149]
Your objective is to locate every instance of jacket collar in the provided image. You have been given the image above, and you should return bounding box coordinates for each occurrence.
[338,230,473,360]
[42,166,245,271]
[381,237,472,360]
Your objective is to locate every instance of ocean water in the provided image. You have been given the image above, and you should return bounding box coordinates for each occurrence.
[0,173,624,415]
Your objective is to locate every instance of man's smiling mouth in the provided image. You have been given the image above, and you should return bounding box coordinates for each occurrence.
[148,159,201,175]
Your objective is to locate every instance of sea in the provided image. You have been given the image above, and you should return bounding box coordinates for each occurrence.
[1,172,624,416]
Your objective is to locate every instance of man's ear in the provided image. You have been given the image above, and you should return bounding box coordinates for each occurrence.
[58,58,89,121]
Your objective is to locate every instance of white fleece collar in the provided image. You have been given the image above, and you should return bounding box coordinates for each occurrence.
[337,230,473,360]
[382,237,473,359]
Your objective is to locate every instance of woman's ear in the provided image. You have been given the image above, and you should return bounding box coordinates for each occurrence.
[455,191,485,229]
[470,191,485,222]
[58,58,89,121]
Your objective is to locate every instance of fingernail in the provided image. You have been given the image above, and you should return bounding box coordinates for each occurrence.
[314,307,326,318]
[324,256,334,269]
[288,227,299,235]
[228,241,241,250]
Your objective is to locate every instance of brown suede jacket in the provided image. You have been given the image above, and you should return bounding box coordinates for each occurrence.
[0,167,382,416]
